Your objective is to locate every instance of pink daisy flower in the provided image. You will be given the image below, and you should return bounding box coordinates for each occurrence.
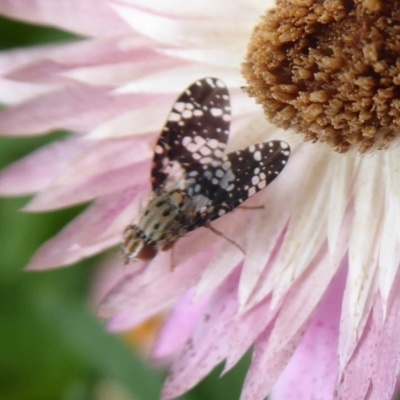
[1,1,400,400]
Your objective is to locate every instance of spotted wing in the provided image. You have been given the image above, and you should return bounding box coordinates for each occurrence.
[192,140,291,227]
[151,77,231,193]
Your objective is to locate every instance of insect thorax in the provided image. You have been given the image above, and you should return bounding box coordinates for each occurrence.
[122,189,201,262]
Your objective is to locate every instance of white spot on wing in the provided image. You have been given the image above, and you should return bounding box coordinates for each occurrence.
[253,151,262,161]
[210,108,223,117]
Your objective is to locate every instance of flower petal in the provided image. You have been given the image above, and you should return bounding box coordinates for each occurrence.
[241,263,346,400]
[327,152,356,252]
[270,148,332,307]
[378,150,400,310]
[26,187,141,270]
[116,64,242,95]
[340,153,386,370]
[60,58,182,86]
[161,269,240,399]
[269,266,344,400]
[194,205,262,299]
[152,289,211,361]
[115,0,261,19]
[110,2,254,49]
[48,136,153,186]
[241,324,303,400]
[158,47,245,69]
[25,160,149,210]
[338,278,400,400]
[0,0,132,37]
[224,297,275,372]
[87,96,174,139]
[0,77,54,105]
[0,87,149,135]
[0,138,91,196]
[238,140,308,307]
[98,244,215,319]
[260,250,342,368]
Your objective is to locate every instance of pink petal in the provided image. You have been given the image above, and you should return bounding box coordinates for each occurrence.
[7,46,180,88]
[53,136,153,186]
[60,57,183,87]
[270,266,344,400]
[265,244,346,360]
[338,274,400,400]
[0,138,92,196]
[152,289,211,361]
[224,297,275,372]
[91,256,143,307]
[0,77,54,105]
[26,187,141,270]
[0,0,132,37]
[98,245,216,319]
[48,36,156,66]
[241,254,347,399]
[0,44,63,76]
[25,160,149,210]
[0,87,153,135]
[0,37,153,77]
[161,269,240,400]
[7,59,73,85]
[195,241,243,300]
[241,324,303,400]
[339,262,380,375]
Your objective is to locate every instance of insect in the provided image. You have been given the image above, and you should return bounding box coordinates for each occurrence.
[121,77,290,263]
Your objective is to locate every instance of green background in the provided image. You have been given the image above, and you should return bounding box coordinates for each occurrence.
[0,16,251,400]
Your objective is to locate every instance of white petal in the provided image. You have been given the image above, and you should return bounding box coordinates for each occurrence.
[379,149,400,312]
[158,47,244,69]
[110,2,255,48]
[87,96,173,139]
[348,154,385,328]
[270,145,331,308]
[339,153,386,371]
[238,139,306,308]
[59,58,180,86]
[194,241,244,300]
[112,0,262,18]
[327,151,357,252]
[115,64,242,95]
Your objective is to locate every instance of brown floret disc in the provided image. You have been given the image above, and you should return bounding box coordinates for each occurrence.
[242,0,400,153]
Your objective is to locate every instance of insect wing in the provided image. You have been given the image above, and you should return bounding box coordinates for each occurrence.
[194,140,291,224]
[151,77,231,192]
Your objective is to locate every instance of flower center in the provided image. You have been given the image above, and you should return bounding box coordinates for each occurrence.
[242,0,400,153]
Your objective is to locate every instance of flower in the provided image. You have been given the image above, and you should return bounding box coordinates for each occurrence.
[1,1,400,400]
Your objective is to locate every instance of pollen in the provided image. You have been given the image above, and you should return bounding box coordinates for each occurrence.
[242,0,400,153]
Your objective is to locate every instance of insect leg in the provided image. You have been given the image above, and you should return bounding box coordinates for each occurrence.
[206,223,245,254]
[237,205,264,210]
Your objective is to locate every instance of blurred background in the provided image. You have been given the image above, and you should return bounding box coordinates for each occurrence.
[0,16,250,400]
